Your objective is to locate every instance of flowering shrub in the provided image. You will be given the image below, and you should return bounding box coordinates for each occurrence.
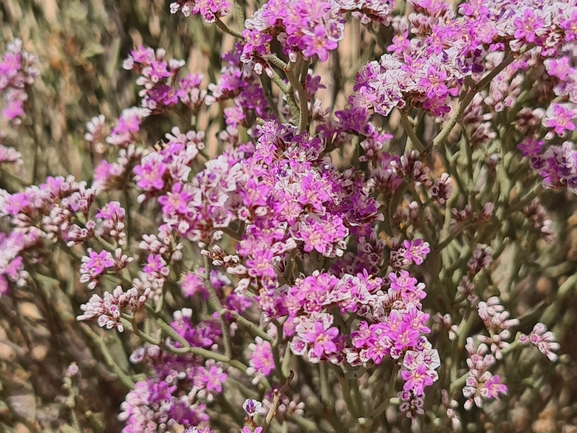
[2,0,577,431]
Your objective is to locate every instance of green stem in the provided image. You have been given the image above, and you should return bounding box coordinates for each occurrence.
[432,53,518,149]
[215,18,244,39]
[229,310,273,342]
[221,225,242,240]
[203,256,233,359]
[285,66,308,131]
[233,0,245,32]
[400,111,426,153]
[79,324,135,389]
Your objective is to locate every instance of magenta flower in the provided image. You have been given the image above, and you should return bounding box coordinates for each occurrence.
[304,321,339,358]
[513,8,544,43]
[400,239,430,265]
[544,57,574,81]
[520,323,560,361]
[199,365,227,393]
[560,9,577,41]
[180,271,209,299]
[106,107,150,147]
[80,249,115,289]
[401,364,437,396]
[248,338,275,377]
[3,99,24,120]
[246,249,276,279]
[134,153,168,191]
[481,374,507,399]
[241,427,263,433]
[143,254,169,278]
[543,103,576,137]
[297,173,330,212]
[145,60,171,83]
[158,182,192,215]
[242,29,272,60]
[302,25,337,62]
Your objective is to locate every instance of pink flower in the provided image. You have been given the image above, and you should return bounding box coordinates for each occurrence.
[143,254,169,278]
[513,8,544,43]
[134,152,168,191]
[520,323,560,361]
[158,182,192,215]
[304,321,339,358]
[544,57,575,81]
[397,239,430,266]
[199,365,227,393]
[241,427,263,433]
[480,374,507,399]
[248,337,275,377]
[543,103,576,137]
[401,364,437,396]
[80,249,115,289]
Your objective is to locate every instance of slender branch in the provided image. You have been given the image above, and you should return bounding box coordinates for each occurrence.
[233,0,245,32]
[80,323,135,389]
[203,257,233,358]
[268,54,288,70]
[285,65,308,131]
[229,310,274,343]
[432,53,518,149]
[269,69,300,121]
[262,371,295,433]
[400,111,426,154]
[215,18,244,39]
[221,225,242,240]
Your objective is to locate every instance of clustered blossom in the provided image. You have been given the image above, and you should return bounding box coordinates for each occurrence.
[77,286,150,331]
[348,0,577,120]
[84,114,108,154]
[92,145,144,193]
[205,44,271,140]
[245,0,346,63]
[0,140,22,166]
[520,323,560,361]
[1,0,575,431]
[477,297,519,359]
[79,249,115,290]
[0,231,33,296]
[462,337,508,410]
[133,127,203,204]
[170,0,231,24]
[119,310,235,432]
[95,201,127,246]
[123,46,187,113]
[0,39,38,123]
[390,238,430,267]
[522,199,555,241]
[523,141,577,194]
[106,107,151,147]
[246,336,275,384]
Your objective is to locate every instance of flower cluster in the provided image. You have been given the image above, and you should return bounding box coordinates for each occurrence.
[477,297,519,359]
[119,310,233,432]
[245,0,346,63]
[1,0,575,431]
[462,337,508,410]
[520,322,560,361]
[76,285,150,331]
[170,0,231,24]
[0,134,22,166]
[0,39,38,123]
[0,231,33,296]
[123,46,187,113]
